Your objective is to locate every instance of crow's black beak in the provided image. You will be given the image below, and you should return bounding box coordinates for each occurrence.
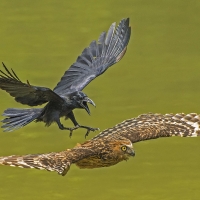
[81,97,95,115]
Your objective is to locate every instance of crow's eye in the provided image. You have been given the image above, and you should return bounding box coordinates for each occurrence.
[78,96,83,100]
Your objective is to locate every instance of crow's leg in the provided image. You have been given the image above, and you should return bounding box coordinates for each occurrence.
[67,111,100,138]
[55,112,99,137]
[55,118,78,137]
[56,119,68,130]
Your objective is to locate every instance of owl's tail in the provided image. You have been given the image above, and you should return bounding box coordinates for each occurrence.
[1,108,43,132]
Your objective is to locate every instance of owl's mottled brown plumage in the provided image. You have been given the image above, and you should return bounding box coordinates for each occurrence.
[0,113,200,176]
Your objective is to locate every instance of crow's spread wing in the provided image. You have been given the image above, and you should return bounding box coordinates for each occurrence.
[0,63,63,106]
[53,18,131,96]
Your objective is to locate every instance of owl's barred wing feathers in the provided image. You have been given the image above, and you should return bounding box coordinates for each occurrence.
[0,113,199,176]
[0,148,95,176]
[0,152,71,175]
[93,113,200,142]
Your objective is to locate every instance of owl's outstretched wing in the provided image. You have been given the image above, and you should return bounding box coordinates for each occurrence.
[0,147,94,176]
[0,113,199,176]
[93,113,200,143]
[0,63,63,106]
[53,18,131,96]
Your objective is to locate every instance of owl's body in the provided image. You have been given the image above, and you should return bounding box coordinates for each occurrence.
[0,136,134,175]
[0,113,199,176]
[75,137,134,169]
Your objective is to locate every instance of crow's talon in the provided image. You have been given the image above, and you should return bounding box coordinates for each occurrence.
[69,129,73,138]
[85,130,90,138]
[90,127,100,132]
[84,127,100,138]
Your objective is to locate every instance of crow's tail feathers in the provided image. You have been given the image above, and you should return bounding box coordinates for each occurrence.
[1,108,42,132]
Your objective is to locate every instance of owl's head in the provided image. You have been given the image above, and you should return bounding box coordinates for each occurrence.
[110,137,135,161]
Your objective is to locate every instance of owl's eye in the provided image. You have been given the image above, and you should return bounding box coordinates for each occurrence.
[121,146,127,152]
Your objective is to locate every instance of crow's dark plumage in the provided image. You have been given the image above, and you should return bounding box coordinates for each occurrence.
[0,18,131,137]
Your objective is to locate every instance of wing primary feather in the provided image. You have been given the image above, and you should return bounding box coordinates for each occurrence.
[98,32,107,58]
[104,22,116,60]
[2,63,20,81]
[105,22,116,46]
[0,69,13,80]
[11,68,20,81]
[86,47,95,65]
[98,31,106,43]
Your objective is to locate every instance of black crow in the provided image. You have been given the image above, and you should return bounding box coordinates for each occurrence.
[0,18,131,137]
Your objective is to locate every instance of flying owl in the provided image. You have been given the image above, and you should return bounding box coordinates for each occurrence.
[0,112,199,176]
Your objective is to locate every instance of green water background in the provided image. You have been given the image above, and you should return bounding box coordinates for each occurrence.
[0,0,200,199]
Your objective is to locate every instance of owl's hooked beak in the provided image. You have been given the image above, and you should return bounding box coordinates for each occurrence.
[125,145,135,157]
[128,149,135,157]
[126,143,135,157]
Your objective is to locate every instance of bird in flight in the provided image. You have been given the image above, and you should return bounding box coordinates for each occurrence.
[0,18,131,137]
[0,112,199,176]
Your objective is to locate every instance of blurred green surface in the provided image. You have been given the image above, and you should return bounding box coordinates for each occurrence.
[0,0,200,199]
